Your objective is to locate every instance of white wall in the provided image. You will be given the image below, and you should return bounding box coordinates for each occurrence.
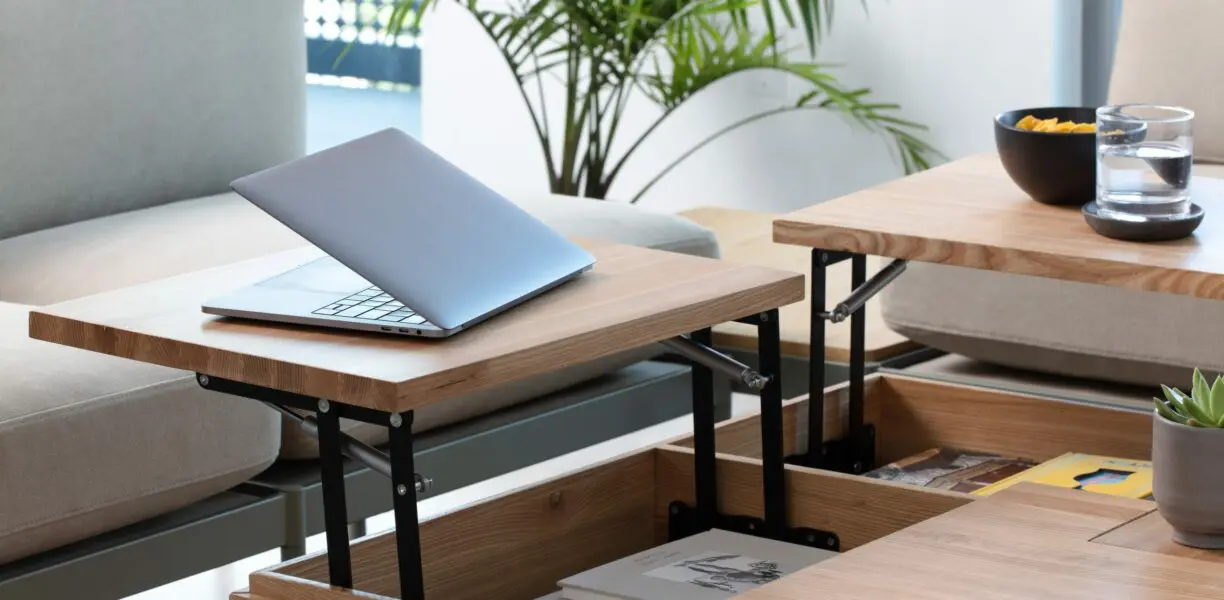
[422,0,1059,213]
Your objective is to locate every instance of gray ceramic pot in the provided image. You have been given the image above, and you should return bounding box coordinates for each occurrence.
[1153,411,1224,548]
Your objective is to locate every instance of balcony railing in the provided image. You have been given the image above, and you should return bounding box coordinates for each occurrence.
[305,0,421,88]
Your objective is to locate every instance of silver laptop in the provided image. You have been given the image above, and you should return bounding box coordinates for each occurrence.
[202,128,595,338]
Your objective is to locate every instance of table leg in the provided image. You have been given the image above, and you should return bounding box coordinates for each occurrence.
[389,411,426,600]
[690,328,717,534]
[316,405,354,589]
[757,309,787,539]
[849,254,868,474]
[807,249,828,469]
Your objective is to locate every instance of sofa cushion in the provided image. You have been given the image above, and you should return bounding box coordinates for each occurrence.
[0,0,305,240]
[514,194,720,258]
[0,192,309,306]
[0,302,281,564]
[0,191,719,459]
[1110,0,1224,163]
[881,166,1224,387]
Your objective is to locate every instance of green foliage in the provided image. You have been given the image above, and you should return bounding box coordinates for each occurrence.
[388,0,940,201]
[1155,369,1224,428]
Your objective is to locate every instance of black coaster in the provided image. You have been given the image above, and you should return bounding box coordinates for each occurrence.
[1082,202,1204,242]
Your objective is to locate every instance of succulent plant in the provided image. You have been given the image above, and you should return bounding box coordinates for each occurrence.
[1155,369,1224,428]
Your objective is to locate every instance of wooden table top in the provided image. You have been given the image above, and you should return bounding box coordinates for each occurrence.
[683,208,916,362]
[739,483,1224,599]
[775,153,1224,300]
[29,241,802,413]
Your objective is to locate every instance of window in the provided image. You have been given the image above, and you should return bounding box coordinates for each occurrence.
[303,0,421,90]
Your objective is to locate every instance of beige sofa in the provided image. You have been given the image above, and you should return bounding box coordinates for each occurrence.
[0,0,717,570]
[882,0,1222,394]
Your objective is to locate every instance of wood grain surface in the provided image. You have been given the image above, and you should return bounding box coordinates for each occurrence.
[29,240,802,412]
[775,154,1224,300]
[653,447,968,550]
[682,208,916,362]
[876,376,1154,464]
[738,484,1224,599]
[254,449,657,600]
[668,378,878,460]
[1093,511,1224,564]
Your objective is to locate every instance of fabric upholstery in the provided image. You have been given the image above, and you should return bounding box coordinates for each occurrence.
[514,194,721,258]
[882,167,1224,387]
[0,0,306,240]
[0,302,281,564]
[0,192,309,305]
[1110,0,1224,163]
[900,354,1152,413]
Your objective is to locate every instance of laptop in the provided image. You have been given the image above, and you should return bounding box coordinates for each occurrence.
[202,128,595,338]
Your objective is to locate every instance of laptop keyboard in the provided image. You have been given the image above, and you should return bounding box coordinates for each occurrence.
[312,286,430,325]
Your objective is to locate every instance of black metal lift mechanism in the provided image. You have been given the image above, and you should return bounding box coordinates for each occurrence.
[785,250,909,474]
[194,307,822,599]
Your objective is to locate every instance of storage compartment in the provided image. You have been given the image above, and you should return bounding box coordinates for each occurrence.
[673,372,1153,485]
[235,374,1154,599]
[236,444,974,598]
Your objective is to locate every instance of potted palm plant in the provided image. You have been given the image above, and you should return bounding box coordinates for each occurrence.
[1153,369,1224,548]
[387,0,939,201]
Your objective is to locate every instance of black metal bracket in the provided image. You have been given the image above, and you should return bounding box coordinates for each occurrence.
[196,374,427,599]
[667,501,840,552]
[787,250,902,475]
[673,310,789,543]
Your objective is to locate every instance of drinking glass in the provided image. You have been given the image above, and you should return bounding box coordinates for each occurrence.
[1096,104,1194,220]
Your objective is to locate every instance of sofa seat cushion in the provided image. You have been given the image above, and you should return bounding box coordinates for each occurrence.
[514,194,720,258]
[0,301,281,564]
[881,166,1224,387]
[0,191,309,306]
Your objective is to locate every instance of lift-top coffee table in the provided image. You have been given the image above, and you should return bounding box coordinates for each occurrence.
[28,240,804,600]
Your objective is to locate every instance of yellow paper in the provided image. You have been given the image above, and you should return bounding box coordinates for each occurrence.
[972,453,1152,499]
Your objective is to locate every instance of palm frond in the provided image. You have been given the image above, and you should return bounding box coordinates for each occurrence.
[628,20,940,185]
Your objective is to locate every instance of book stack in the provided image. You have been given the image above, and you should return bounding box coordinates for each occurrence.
[538,529,836,599]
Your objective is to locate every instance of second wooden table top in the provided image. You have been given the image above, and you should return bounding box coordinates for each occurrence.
[740,483,1224,599]
[775,153,1224,301]
[29,240,802,413]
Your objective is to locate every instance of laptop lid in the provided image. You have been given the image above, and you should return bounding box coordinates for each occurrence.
[230,128,595,331]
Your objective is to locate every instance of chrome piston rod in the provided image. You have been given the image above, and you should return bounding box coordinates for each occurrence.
[661,336,771,390]
[263,402,431,493]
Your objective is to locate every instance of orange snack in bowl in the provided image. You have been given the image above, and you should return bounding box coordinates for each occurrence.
[1014,114,1096,133]
[1015,115,1041,130]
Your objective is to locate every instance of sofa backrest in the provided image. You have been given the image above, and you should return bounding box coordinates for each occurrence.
[1110,0,1224,163]
[0,0,306,240]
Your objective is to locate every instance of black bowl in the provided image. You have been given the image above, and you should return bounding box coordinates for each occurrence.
[994,107,1098,206]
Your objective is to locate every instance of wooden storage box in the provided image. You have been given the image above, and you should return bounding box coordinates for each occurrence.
[674,373,1154,512]
[235,374,1154,599]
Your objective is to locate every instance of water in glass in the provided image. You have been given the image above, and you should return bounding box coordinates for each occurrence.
[1096,105,1194,220]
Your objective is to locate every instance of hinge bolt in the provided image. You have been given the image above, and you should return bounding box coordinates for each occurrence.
[416,474,432,494]
[317,399,330,413]
[397,484,408,496]
[197,375,210,387]
[390,413,403,428]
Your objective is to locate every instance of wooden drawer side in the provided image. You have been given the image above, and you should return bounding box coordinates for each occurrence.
[671,378,883,460]
[256,450,658,600]
[653,446,968,550]
[876,376,1153,464]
